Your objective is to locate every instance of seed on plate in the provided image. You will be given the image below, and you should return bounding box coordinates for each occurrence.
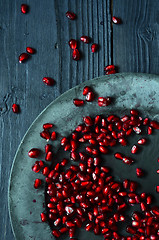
[19,53,29,63]
[137,138,146,145]
[40,131,50,141]
[104,65,115,71]
[80,36,90,43]
[105,70,116,75]
[52,229,61,237]
[66,11,76,20]
[26,47,36,54]
[136,168,144,177]
[51,131,57,141]
[28,148,40,158]
[72,49,80,61]
[148,126,152,135]
[68,39,77,49]
[98,97,111,107]
[73,99,84,107]
[114,152,124,160]
[34,179,42,189]
[156,186,159,193]
[85,91,95,102]
[150,120,159,129]
[42,167,50,176]
[112,16,121,24]
[122,157,134,165]
[131,145,139,154]
[91,43,98,53]
[42,77,55,86]
[40,212,47,222]
[21,4,29,14]
[45,151,53,161]
[43,123,53,129]
[12,103,19,113]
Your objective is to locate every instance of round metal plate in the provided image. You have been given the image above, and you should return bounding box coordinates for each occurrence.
[9,73,159,240]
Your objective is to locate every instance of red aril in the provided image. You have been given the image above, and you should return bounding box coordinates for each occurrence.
[150,120,159,129]
[12,104,19,113]
[137,138,146,145]
[80,36,90,43]
[131,145,139,154]
[105,70,116,75]
[72,49,80,61]
[40,131,50,141]
[136,168,144,177]
[19,53,29,63]
[21,4,29,14]
[28,148,40,158]
[34,179,42,189]
[112,16,121,24]
[26,47,35,54]
[91,43,98,52]
[43,123,53,129]
[69,39,77,49]
[104,65,115,71]
[98,97,111,107]
[73,99,84,107]
[51,131,57,141]
[66,11,76,20]
[42,77,55,86]
[40,212,47,222]
[86,91,95,102]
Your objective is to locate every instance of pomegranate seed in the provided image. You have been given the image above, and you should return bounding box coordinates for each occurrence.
[26,47,35,54]
[59,227,68,234]
[126,226,136,234]
[43,123,53,129]
[104,65,115,71]
[52,229,61,237]
[136,168,144,177]
[80,36,90,43]
[91,43,98,52]
[83,116,93,126]
[66,11,76,20]
[140,202,147,211]
[42,77,55,86]
[99,146,109,154]
[86,91,95,102]
[45,144,52,153]
[148,126,152,135]
[114,152,124,160]
[42,167,50,176]
[118,138,127,146]
[73,99,84,106]
[12,104,19,113]
[105,69,116,75]
[133,127,141,134]
[98,97,111,107]
[51,131,57,141]
[19,53,29,63]
[150,120,159,129]
[28,148,40,158]
[130,109,139,116]
[21,4,29,14]
[156,186,159,193]
[83,86,92,96]
[40,131,50,141]
[138,138,146,145]
[34,179,42,189]
[112,16,121,24]
[40,212,47,222]
[131,145,139,154]
[130,181,138,192]
[69,39,77,49]
[45,151,53,161]
[157,169,159,174]
[72,49,80,61]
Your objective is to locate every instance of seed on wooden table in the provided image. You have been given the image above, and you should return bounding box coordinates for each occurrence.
[69,39,77,49]
[91,43,98,52]
[80,36,90,43]
[112,16,122,24]
[21,4,29,14]
[26,47,36,54]
[12,103,19,113]
[40,212,47,222]
[19,53,29,63]
[66,11,76,20]
[42,77,55,86]
[72,49,80,60]
[136,168,144,177]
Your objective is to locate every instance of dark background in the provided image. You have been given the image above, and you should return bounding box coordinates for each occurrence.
[0,0,159,239]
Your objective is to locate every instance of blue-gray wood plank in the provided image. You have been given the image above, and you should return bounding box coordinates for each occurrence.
[0,0,159,239]
[0,0,111,239]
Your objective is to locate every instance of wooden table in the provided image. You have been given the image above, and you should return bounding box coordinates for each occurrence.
[0,0,159,239]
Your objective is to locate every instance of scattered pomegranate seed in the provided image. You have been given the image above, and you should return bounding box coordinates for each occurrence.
[85,91,95,102]
[42,77,55,86]
[131,145,139,154]
[69,39,77,49]
[72,49,80,60]
[52,229,61,237]
[105,69,116,75]
[43,123,53,130]
[112,16,121,24]
[148,126,152,135]
[91,43,98,52]
[83,86,92,96]
[40,212,47,222]
[150,120,159,129]
[45,151,53,161]
[104,65,115,72]
[34,179,42,189]
[26,47,36,54]
[136,168,144,177]
[12,104,19,113]
[73,99,84,107]
[28,148,40,158]
[51,131,57,141]
[156,186,159,192]
[21,4,29,14]
[19,53,29,63]
[98,97,111,107]
[157,169,159,174]
[66,11,76,20]
[137,138,146,145]
[40,131,50,141]
[80,36,90,43]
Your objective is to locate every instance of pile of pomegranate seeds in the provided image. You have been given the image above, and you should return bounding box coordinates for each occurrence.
[29,84,159,239]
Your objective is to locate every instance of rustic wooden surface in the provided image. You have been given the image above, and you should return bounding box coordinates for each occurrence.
[0,0,158,239]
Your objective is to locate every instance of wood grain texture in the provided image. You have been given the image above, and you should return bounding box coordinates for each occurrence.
[113,0,159,74]
[0,0,111,239]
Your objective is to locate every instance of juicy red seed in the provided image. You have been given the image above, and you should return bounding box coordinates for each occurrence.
[114,152,124,160]
[43,123,53,129]
[19,53,29,63]
[26,47,35,54]
[51,131,57,141]
[68,39,77,49]
[86,91,95,102]
[131,145,139,154]
[123,179,129,189]
[126,226,136,234]
[148,126,152,135]
[45,151,53,161]
[73,99,84,106]
[83,86,92,96]
[112,16,121,24]
[21,4,29,14]
[85,223,94,231]
[136,168,144,177]
[118,138,127,146]
[28,148,40,158]
[83,116,93,126]
[80,36,90,43]
[61,137,68,146]
[40,212,47,222]
[105,69,116,75]
[59,227,68,234]
[133,127,141,134]
[72,49,80,61]
[138,138,146,145]
[40,131,50,140]
[34,179,42,189]
[52,229,61,238]
[98,97,111,107]
[12,104,19,113]
[99,146,109,154]
[42,77,55,86]
[157,169,159,174]
[130,181,138,192]
[104,65,115,71]
[42,167,50,176]
[150,120,159,129]
[140,202,147,211]
[66,11,76,20]
[91,43,98,53]
[70,151,79,161]
[66,221,76,228]
[156,186,159,193]
[143,117,149,125]
[130,109,139,116]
